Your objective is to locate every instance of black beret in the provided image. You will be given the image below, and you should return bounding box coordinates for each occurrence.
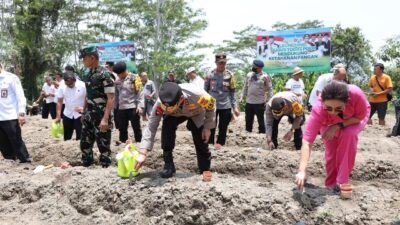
[253,59,264,68]
[113,61,127,74]
[159,82,183,105]
[271,97,286,111]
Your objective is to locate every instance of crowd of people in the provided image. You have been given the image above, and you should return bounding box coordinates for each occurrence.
[0,45,397,200]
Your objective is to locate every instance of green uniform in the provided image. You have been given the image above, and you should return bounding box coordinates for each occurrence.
[80,66,115,167]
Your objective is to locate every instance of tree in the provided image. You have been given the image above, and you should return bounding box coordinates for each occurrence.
[377,36,400,67]
[272,20,324,31]
[331,24,373,84]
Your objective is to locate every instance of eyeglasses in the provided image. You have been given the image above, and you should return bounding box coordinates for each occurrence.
[323,106,343,113]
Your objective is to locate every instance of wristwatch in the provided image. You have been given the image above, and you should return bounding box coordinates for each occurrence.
[337,122,345,128]
[19,112,25,117]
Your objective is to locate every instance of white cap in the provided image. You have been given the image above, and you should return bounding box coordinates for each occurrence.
[185,67,196,75]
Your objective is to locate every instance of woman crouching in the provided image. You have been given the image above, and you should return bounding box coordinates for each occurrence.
[295,80,370,199]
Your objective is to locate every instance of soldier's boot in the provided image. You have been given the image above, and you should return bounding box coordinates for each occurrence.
[161,151,176,178]
[82,152,94,167]
[100,154,112,168]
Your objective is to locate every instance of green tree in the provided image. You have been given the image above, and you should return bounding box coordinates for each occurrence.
[272,20,324,31]
[331,24,373,84]
[377,36,400,67]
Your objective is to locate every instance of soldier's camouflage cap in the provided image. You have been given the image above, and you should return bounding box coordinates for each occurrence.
[79,45,98,59]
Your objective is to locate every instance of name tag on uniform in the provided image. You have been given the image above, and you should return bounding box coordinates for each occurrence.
[1,89,8,98]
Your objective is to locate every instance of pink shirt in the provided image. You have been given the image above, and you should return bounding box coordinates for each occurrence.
[303,85,370,143]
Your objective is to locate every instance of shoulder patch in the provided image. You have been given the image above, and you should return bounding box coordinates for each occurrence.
[197,95,216,110]
[292,102,304,116]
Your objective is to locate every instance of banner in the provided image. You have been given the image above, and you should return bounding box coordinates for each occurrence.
[256,27,332,74]
[91,41,137,72]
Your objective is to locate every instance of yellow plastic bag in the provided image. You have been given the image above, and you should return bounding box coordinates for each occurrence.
[51,121,64,139]
[116,144,141,178]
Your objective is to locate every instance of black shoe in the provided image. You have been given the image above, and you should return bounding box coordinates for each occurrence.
[82,161,93,167]
[19,158,32,163]
[100,155,112,168]
[161,151,176,178]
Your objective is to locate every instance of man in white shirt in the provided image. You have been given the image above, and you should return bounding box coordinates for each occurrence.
[55,72,65,118]
[55,71,86,141]
[308,64,347,110]
[285,67,306,103]
[40,76,57,119]
[0,64,31,162]
[186,67,204,89]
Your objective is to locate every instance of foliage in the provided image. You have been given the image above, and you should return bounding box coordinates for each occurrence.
[272,20,324,31]
[377,36,400,67]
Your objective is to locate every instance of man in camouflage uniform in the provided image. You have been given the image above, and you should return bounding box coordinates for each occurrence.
[136,82,216,178]
[265,91,305,150]
[204,53,239,150]
[241,59,273,133]
[79,46,115,167]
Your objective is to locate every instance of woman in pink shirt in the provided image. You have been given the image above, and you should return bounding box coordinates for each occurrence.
[295,81,370,199]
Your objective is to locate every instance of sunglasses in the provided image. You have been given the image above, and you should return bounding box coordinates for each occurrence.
[323,106,343,113]
[272,109,284,117]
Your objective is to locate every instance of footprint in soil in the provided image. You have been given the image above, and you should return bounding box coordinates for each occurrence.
[292,183,336,210]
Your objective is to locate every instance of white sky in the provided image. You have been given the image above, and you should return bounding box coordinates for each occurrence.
[189,0,399,67]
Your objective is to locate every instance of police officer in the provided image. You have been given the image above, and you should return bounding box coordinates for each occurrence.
[241,59,273,133]
[0,63,30,162]
[79,46,115,167]
[265,91,305,150]
[113,62,143,144]
[204,53,239,150]
[136,82,216,178]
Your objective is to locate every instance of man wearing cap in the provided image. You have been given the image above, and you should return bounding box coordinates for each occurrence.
[165,70,182,84]
[140,72,157,119]
[285,67,307,103]
[308,64,347,111]
[241,59,273,133]
[55,71,86,141]
[0,63,31,163]
[137,82,216,178]
[79,45,115,167]
[186,67,204,89]
[113,62,143,144]
[265,91,305,150]
[204,53,239,150]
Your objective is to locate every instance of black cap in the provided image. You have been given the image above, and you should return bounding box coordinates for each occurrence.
[113,61,127,74]
[159,82,183,105]
[253,59,264,68]
[215,53,227,63]
[271,97,286,110]
[105,61,114,67]
[63,71,76,81]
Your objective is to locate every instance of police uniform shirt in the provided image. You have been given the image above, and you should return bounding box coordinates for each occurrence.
[242,71,273,104]
[142,80,156,98]
[42,83,56,103]
[204,70,236,110]
[58,80,86,119]
[114,74,144,110]
[140,83,216,151]
[0,70,26,121]
[265,91,304,136]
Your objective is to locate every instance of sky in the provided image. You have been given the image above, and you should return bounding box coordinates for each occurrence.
[189,0,399,67]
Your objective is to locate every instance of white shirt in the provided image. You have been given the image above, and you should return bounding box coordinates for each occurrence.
[308,73,333,106]
[189,76,205,89]
[0,70,26,121]
[285,78,305,94]
[58,80,86,119]
[285,78,305,102]
[42,83,56,103]
[55,80,65,103]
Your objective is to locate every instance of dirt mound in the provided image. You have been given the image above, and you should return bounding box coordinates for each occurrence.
[0,115,399,225]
